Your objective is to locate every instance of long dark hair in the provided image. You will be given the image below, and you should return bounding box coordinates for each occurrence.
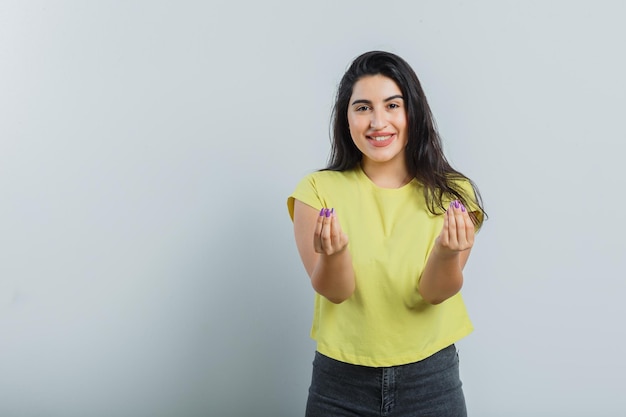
[326,50,486,226]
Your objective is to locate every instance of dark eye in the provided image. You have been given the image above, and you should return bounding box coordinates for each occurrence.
[388,103,400,109]
[355,105,370,112]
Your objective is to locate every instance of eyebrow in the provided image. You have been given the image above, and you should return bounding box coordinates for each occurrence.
[351,95,404,106]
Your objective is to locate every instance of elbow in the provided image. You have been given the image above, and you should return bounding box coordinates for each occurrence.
[322,287,355,304]
[422,295,447,305]
[419,282,463,305]
[314,282,355,304]
[326,295,349,304]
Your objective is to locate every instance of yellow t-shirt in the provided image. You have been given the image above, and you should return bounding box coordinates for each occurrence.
[288,166,478,367]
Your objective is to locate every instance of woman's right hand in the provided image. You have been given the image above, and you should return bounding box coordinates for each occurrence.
[293,201,355,303]
[314,208,349,256]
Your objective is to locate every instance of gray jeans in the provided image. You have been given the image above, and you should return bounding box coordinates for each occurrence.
[305,345,467,417]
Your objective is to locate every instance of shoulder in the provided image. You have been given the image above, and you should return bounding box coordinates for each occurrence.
[450,177,475,196]
[448,175,485,228]
[307,168,357,181]
[287,169,358,221]
[296,169,359,189]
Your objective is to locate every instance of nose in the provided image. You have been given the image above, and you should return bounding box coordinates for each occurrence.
[370,109,386,129]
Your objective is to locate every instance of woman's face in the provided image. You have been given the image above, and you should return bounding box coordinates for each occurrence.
[347,74,408,168]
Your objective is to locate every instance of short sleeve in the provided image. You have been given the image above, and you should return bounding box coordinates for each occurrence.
[455,179,484,229]
[287,173,324,222]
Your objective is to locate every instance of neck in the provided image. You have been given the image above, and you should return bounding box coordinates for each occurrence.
[361,160,411,189]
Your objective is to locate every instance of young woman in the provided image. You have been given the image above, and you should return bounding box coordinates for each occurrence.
[287,51,486,417]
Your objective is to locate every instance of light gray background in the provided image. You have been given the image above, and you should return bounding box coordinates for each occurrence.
[1,1,625,416]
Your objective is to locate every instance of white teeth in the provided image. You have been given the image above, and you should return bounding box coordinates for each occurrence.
[371,135,392,141]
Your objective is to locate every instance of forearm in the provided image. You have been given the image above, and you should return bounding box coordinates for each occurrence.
[311,248,355,304]
[419,246,466,305]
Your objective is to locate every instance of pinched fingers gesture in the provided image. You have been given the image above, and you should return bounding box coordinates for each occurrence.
[437,200,475,253]
[314,208,349,256]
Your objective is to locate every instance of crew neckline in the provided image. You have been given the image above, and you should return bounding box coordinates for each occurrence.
[356,164,416,191]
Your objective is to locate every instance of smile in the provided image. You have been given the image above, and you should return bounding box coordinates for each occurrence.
[369,135,393,141]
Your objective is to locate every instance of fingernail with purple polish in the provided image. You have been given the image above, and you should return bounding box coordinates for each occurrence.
[319,208,325,216]
[461,204,466,212]
[454,200,460,209]
[330,208,335,215]
[325,208,331,217]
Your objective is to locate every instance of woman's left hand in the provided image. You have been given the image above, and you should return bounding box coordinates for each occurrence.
[435,200,475,253]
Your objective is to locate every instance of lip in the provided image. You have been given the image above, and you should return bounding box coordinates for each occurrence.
[366,133,396,147]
